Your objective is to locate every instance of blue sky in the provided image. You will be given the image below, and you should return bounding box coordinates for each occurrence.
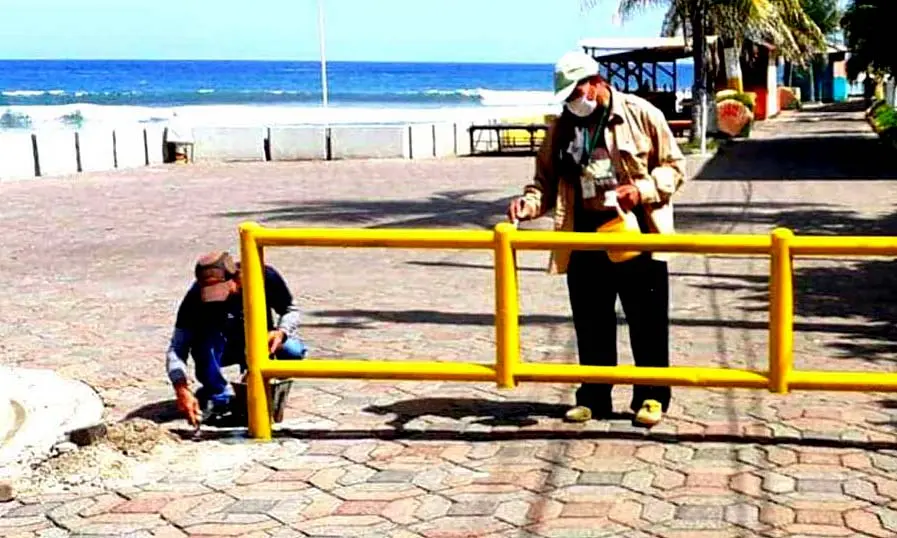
[0,0,667,63]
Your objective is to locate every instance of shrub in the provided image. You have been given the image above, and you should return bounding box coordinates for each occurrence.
[59,110,85,129]
[868,99,889,118]
[716,90,756,111]
[0,109,33,129]
[869,101,897,142]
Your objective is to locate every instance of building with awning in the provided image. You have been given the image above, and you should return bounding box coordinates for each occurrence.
[579,35,782,124]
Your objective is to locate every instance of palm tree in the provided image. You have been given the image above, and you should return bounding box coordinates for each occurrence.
[801,0,840,36]
[582,0,827,136]
[660,0,827,88]
[788,0,840,100]
[841,0,897,80]
[581,0,714,141]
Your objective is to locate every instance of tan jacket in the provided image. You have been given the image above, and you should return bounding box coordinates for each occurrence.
[522,88,687,273]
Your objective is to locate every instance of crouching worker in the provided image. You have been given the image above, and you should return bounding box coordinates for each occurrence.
[165,251,307,426]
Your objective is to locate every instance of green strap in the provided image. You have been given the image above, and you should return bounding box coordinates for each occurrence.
[582,105,611,164]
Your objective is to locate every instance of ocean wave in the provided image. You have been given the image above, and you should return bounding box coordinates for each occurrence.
[2,90,64,97]
[0,87,556,108]
[0,101,562,132]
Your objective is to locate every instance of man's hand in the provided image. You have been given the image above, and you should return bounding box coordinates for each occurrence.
[507,197,534,223]
[174,384,200,426]
[268,329,286,355]
[615,184,641,212]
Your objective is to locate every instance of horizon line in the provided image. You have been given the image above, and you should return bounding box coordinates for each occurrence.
[0,58,559,65]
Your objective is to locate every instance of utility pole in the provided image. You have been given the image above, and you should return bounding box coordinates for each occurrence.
[318,0,329,116]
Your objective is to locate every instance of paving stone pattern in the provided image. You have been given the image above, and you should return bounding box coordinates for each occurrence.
[2,103,897,536]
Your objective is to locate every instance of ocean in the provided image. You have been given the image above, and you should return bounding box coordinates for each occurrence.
[0,60,696,132]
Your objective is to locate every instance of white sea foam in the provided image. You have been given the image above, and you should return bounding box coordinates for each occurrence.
[477,89,556,106]
[0,87,697,133]
[0,102,564,133]
[0,87,556,108]
[2,90,49,97]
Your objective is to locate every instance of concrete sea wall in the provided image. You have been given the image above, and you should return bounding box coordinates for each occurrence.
[0,121,507,181]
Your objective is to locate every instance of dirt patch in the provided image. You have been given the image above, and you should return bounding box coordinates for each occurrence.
[102,418,178,456]
[17,418,178,494]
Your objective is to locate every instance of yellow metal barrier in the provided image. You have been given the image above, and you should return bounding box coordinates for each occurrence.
[239,221,897,440]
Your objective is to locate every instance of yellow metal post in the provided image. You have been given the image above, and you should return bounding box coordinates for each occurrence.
[239,221,273,440]
[768,227,794,394]
[494,223,520,389]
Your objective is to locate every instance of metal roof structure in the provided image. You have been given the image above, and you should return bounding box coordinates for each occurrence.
[577,36,720,64]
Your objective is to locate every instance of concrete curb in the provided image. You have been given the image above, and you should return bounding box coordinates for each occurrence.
[0,366,104,480]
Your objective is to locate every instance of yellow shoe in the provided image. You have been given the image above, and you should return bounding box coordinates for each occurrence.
[634,400,663,427]
[564,406,592,423]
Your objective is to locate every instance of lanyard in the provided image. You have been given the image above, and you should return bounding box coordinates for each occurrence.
[582,105,610,165]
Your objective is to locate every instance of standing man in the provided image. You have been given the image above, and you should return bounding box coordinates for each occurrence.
[508,51,686,427]
[165,251,308,426]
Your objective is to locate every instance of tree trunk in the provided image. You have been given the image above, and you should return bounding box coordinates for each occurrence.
[721,37,742,92]
[808,59,816,102]
[689,6,707,143]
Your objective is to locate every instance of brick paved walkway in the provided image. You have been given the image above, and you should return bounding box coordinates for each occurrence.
[2,102,897,537]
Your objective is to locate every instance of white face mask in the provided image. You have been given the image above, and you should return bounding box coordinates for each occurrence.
[566,95,598,118]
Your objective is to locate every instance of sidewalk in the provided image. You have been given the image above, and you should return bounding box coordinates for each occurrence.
[2,103,897,537]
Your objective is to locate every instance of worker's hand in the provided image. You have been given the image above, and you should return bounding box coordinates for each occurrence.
[268,329,286,355]
[507,197,534,223]
[615,184,641,213]
[174,384,200,426]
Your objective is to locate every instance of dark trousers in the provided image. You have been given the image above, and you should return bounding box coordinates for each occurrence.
[566,249,671,414]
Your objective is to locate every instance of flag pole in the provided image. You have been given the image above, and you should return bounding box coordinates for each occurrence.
[317,0,329,120]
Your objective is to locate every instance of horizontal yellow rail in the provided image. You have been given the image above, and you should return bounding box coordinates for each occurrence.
[263,359,498,382]
[788,371,897,391]
[249,226,897,257]
[790,236,897,256]
[511,230,772,255]
[514,364,771,389]
[253,226,496,249]
[238,221,897,440]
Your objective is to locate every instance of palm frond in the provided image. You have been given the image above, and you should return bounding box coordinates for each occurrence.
[580,0,674,21]
[660,3,685,36]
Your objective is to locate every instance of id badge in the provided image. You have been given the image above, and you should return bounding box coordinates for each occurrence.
[579,149,617,203]
[580,173,598,200]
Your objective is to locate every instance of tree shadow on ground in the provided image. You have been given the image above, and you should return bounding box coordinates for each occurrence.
[405,260,545,273]
[216,189,510,229]
[303,198,897,362]
[797,129,873,136]
[694,121,897,181]
[807,100,870,114]
[674,201,897,236]
[677,202,897,363]
[305,307,888,338]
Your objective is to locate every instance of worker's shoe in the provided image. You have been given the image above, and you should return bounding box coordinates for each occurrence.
[564,403,617,422]
[199,398,217,425]
[564,406,592,423]
[199,396,242,427]
[634,399,664,427]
